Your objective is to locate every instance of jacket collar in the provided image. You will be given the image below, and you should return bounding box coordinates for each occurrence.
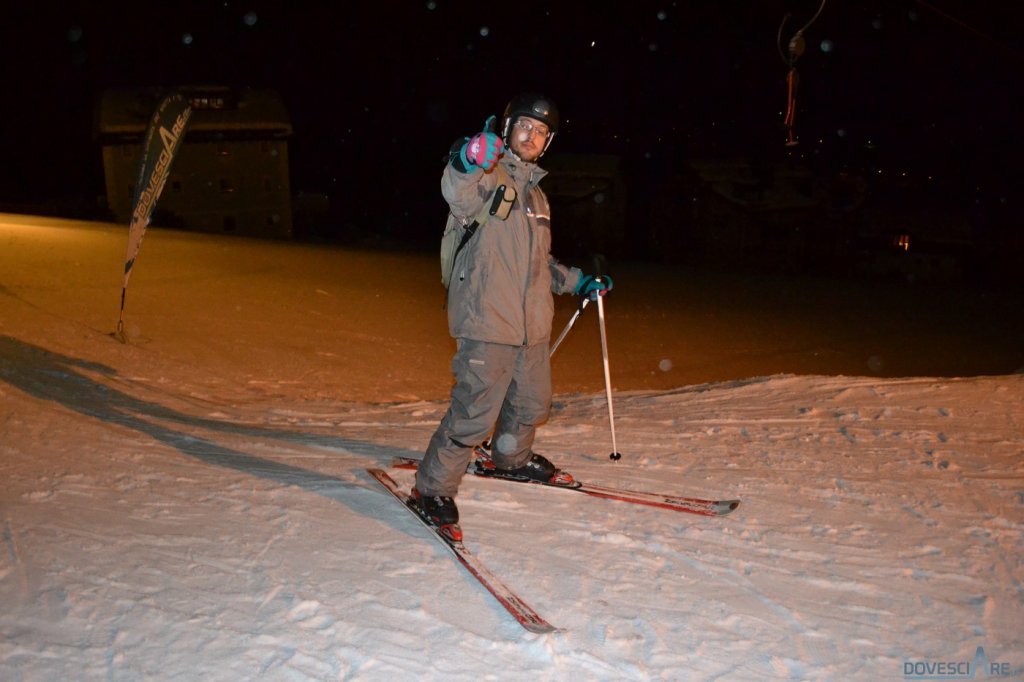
[500,156,547,186]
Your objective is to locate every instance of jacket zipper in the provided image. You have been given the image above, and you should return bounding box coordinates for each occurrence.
[522,182,533,346]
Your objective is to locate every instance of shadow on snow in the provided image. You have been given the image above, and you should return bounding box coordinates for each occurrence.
[0,334,421,505]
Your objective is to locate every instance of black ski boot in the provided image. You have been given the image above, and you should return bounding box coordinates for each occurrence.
[410,488,462,541]
[475,450,577,487]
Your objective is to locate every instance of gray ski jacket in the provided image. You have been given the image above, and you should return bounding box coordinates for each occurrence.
[442,154,582,346]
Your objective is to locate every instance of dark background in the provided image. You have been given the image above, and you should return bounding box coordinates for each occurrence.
[3,1,1022,282]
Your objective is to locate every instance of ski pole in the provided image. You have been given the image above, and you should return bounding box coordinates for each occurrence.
[595,282,621,461]
[549,297,589,358]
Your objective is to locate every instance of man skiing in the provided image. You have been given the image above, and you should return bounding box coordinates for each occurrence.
[412,92,613,539]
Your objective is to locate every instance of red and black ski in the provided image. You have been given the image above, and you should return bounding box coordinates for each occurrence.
[367,468,558,634]
[390,456,740,518]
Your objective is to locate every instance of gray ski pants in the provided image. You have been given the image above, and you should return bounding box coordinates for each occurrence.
[415,338,552,497]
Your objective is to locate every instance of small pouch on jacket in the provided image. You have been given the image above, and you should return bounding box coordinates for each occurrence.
[488,183,516,220]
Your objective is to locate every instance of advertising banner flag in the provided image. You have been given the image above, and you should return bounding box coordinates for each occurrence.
[116,92,192,341]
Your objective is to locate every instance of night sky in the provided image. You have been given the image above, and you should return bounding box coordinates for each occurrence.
[3,1,1022,262]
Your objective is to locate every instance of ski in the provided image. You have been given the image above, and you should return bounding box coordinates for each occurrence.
[390,456,740,517]
[366,468,558,634]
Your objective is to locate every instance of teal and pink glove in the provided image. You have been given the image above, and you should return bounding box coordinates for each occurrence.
[461,115,504,170]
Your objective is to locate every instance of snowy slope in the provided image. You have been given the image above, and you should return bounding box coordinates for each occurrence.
[1,216,1022,681]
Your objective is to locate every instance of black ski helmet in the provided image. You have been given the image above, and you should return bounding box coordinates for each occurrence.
[502,92,559,156]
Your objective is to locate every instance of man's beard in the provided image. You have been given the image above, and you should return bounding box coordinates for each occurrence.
[511,140,540,163]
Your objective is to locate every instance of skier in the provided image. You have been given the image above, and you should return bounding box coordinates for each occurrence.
[413,92,613,537]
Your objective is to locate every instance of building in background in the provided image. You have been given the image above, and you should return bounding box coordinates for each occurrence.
[96,86,293,238]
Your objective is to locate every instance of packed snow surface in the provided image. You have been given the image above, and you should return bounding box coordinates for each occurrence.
[1,215,1022,680]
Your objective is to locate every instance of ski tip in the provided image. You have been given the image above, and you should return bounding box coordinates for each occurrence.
[718,500,741,515]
